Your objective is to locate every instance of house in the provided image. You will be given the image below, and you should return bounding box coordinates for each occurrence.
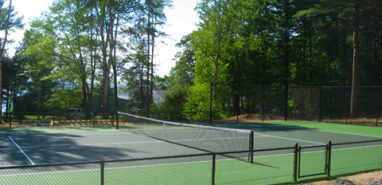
[153,90,166,104]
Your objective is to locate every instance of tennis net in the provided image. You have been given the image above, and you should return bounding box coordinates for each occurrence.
[116,112,254,161]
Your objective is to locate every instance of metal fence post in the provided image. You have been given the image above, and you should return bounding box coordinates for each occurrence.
[293,143,299,182]
[52,111,55,127]
[376,117,379,127]
[345,114,348,124]
[8,112,12,128]
[92,112,95,127]
[211,153,216,185]
[261,84,265,123]
[249,131,254,163]
[326,141,332,177]
[116,112,119,129]
[318,86,322,122]
[298,146,301,178]
[9,114,12,128]
[100,161,105,185]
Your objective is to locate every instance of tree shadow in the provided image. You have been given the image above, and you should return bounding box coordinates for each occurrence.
[0,127,145,166]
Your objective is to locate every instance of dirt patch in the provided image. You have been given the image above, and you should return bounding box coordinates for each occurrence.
[222,114,382,127]
[308,171,382,185]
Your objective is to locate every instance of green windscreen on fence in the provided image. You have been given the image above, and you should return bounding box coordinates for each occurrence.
[331,143,382,176]
[298,146,327,179]
[0,163,100,185]
[215,148,295,185]
[104,155,212,185]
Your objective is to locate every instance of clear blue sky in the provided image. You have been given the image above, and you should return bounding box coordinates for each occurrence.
[7,0,200,76]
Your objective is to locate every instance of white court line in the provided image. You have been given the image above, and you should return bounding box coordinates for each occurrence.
[11,127,246,137]
[253,132,325,145]
[1,143,381,178]
[7,136,35,165]
[11,131,129,137]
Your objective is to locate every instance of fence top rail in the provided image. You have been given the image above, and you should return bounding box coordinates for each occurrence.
[332,139,382,146]
[0,152,214,170]
[299,144,327,149]
[215,146,296,155]
[248,84,382,88]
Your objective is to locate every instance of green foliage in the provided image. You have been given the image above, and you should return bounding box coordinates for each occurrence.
[4,0,382,120]
[184,82,211,121]
[152,86,189,120]
[45,90,82,110]
[169,0,382,120]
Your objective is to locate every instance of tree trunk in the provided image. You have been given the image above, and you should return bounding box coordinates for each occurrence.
[0,58,2,120]
[112,16,119,113]
[98,2,112,118]
[140,63,144,111]
[146,33,150,116]
[89,29,97,116]
[80,75,90,118]
[282,0,290,121]
[104,4,116,118]
[350,1,360,117]
[146,10,152,116]
[213,0,223,104]
[0,0,12,121]
[150,16,155,112]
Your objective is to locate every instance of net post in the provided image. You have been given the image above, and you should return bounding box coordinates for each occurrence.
[293,143,299,182]
[100,161,105,185]
[211,153,216,185]
[249,131,254,163]
[326,141,332,177]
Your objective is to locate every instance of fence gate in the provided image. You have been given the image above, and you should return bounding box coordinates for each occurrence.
[298,144,330,179]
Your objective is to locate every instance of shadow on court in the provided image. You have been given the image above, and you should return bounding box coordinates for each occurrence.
[0,128,139,166]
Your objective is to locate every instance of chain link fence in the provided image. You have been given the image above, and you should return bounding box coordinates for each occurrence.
[1,111,116,128]
[217,85,382,126]
[0,139,381,185]
[145,86,382,126]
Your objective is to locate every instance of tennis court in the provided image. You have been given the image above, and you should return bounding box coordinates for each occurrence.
[0,112,381,184]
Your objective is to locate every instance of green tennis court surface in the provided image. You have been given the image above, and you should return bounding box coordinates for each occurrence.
[0,119,381,184]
